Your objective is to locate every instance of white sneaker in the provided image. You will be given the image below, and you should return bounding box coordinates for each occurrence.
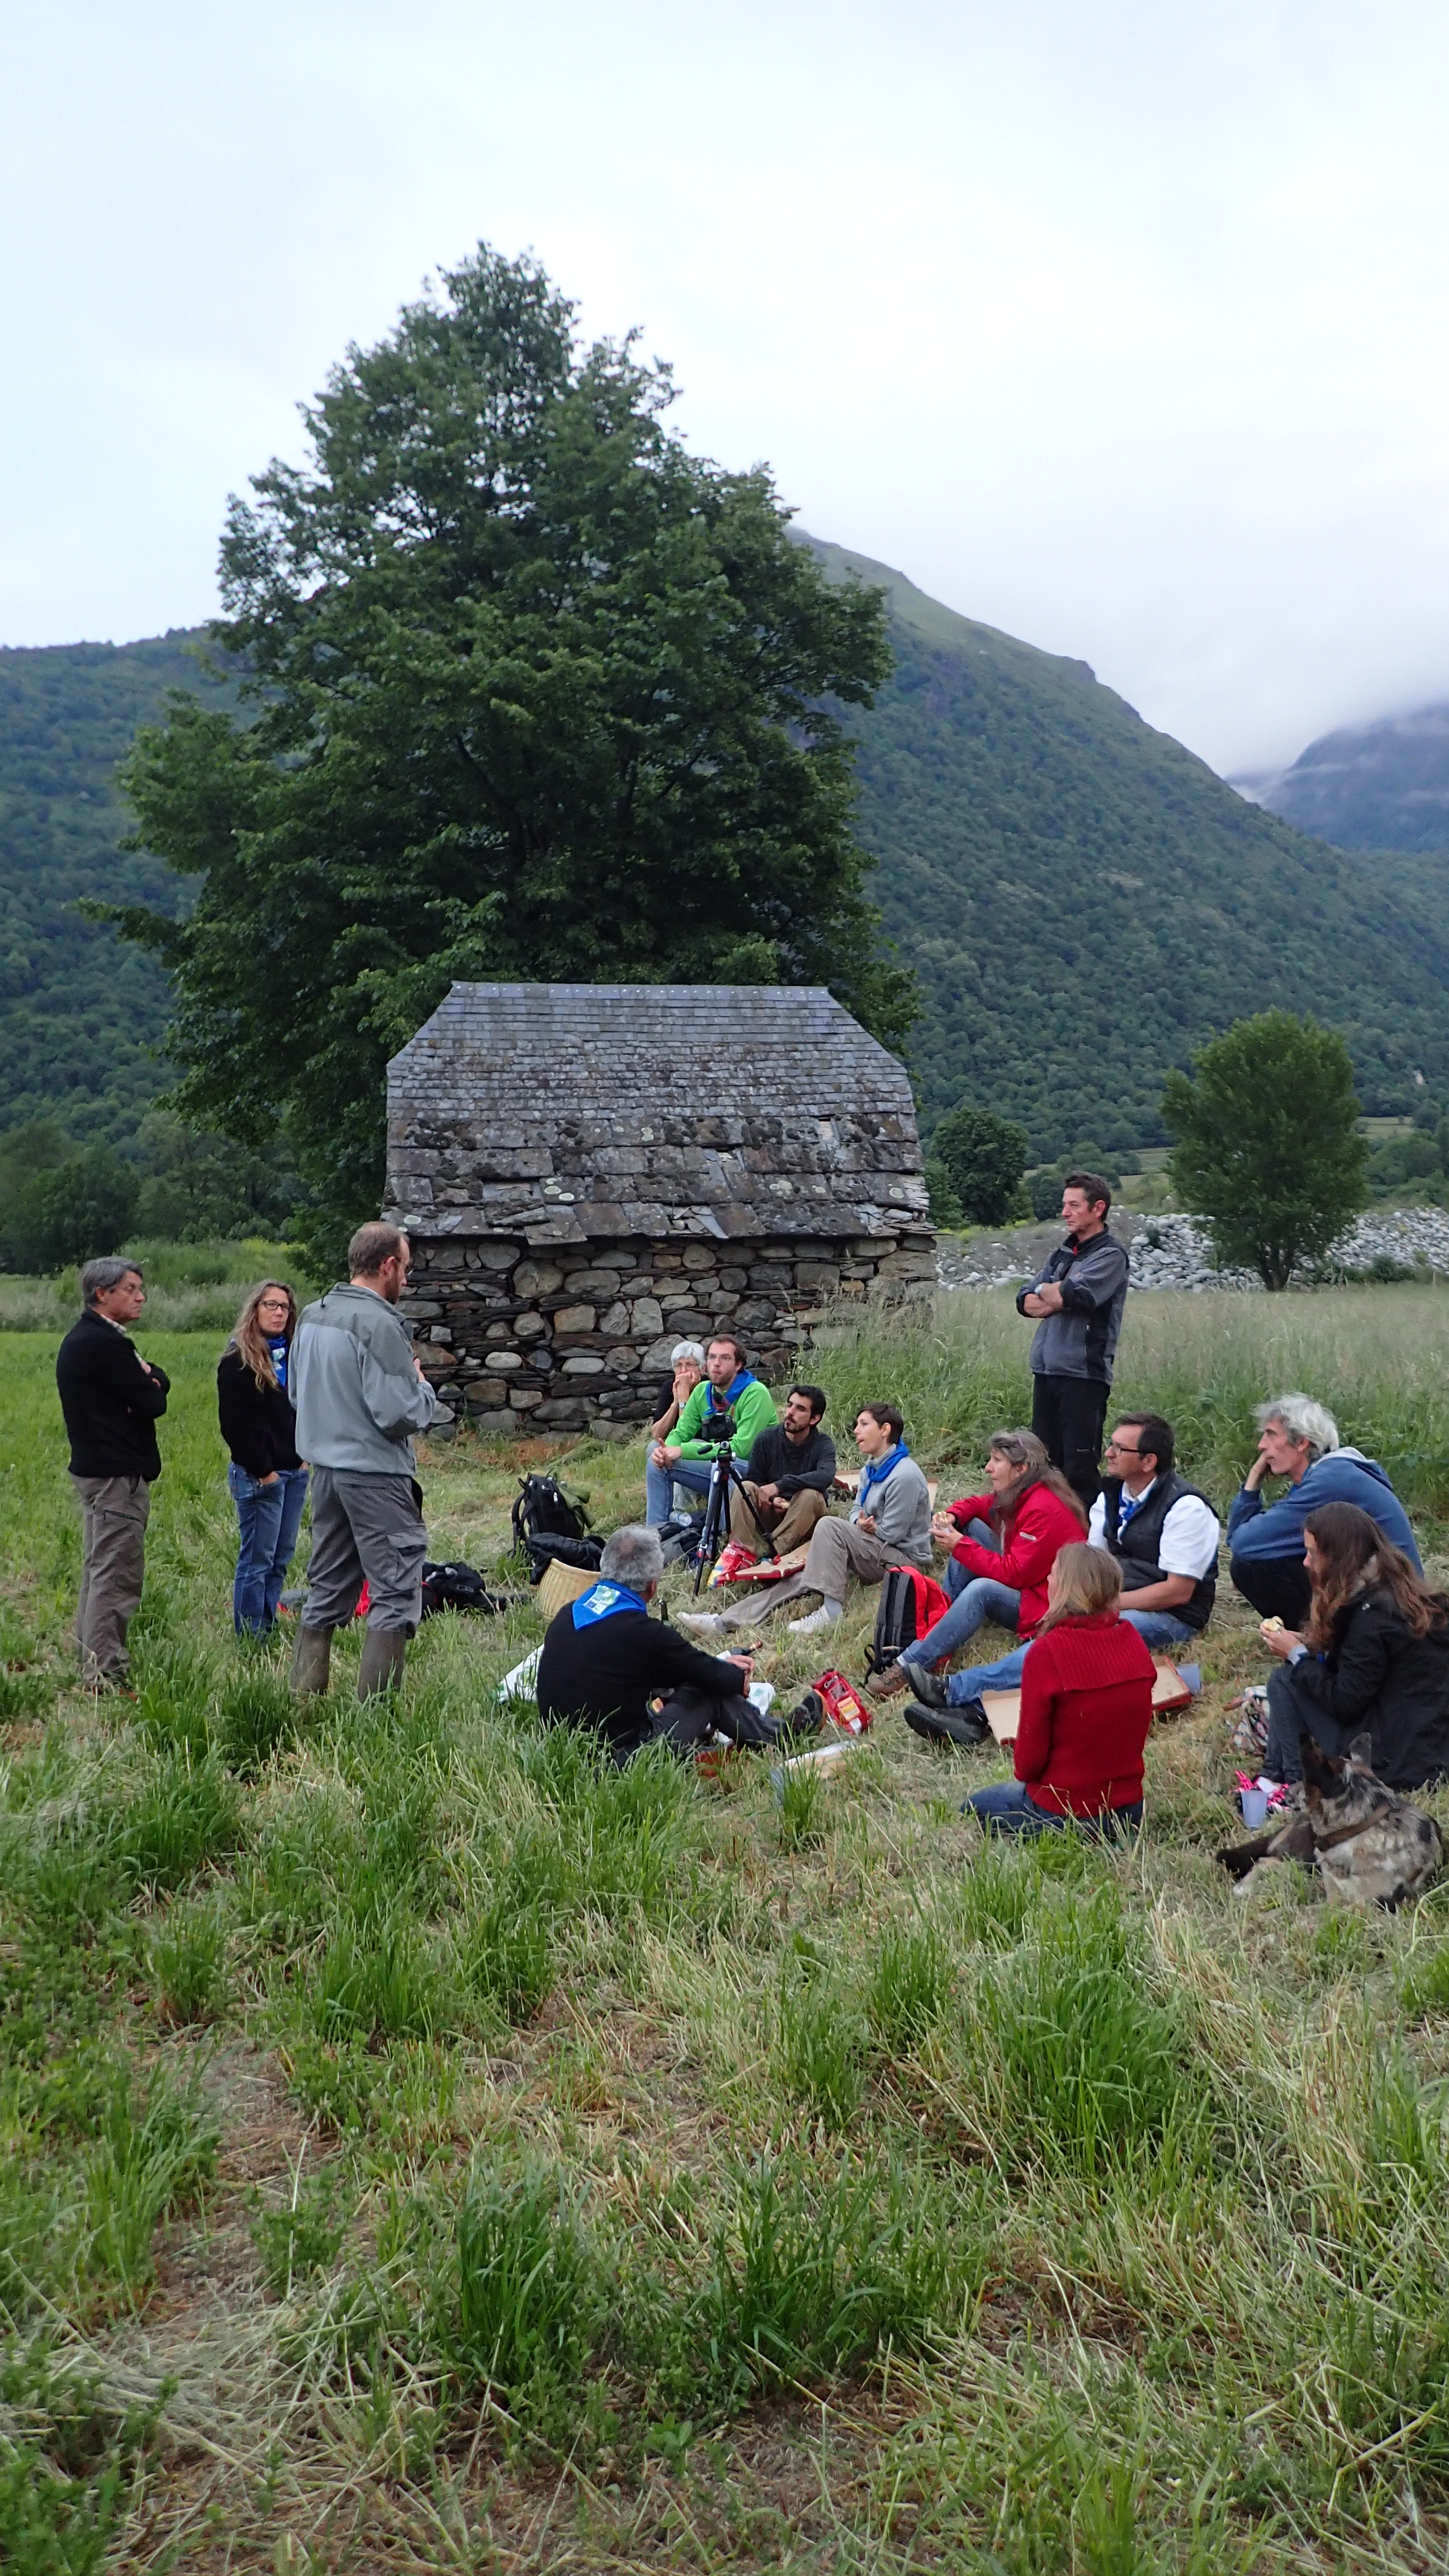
[787,1606,839,1637]
[679,1611,725,1634]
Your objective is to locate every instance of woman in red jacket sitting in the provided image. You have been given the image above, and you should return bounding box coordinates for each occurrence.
[872,1427,1085,1704]
[967,1543,1156,1838]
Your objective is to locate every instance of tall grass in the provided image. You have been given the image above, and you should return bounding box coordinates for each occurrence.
[812,1285,1449,1521]
[0,1238,318,1334]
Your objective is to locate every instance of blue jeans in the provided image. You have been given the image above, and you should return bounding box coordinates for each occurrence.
[1121,1608,1196,1649]
[229,1463,309,1635]
[645,1456,714,1526]
[901,1519,1020,1673]
[967,1780,1144,1839]
[945,1641,1030,1705]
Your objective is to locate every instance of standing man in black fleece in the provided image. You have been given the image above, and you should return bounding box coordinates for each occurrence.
[55,1258,171,1689]
[727,1384,837,1557]
[1016,1172,1130,1509]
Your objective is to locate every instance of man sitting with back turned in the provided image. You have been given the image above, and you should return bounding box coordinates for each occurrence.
[537,1525,818,1760]
[645,1333,778,1526]
[727,1384,837,1559]
[1227,1391,1421,1630]
[1087,1412,1220,1648]
[1016,1171,1130,1508]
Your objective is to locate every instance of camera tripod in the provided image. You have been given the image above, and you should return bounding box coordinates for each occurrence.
[690,1441,771,1595]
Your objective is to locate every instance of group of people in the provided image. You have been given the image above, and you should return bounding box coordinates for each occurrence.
[52,1173,1449,1841]
[56,1224,436,1699]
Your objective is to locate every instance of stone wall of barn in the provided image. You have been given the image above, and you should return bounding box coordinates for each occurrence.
[404,1228,937,1436]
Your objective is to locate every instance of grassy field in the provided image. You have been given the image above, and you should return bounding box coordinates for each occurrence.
[5,1288,1449,2572]
[0,1242,316,1339]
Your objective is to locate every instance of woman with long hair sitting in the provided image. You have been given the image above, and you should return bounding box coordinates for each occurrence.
[1258,1499,1449,1792]
[967,1542,1156,1838]
[217,1280,309,1637]
[874,1427,1085,1725]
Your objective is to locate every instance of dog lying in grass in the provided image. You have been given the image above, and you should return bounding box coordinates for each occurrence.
[1217,1731,1444,1911]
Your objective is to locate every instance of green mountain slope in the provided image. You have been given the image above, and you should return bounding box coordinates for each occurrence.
[0,632,230,1145]
[813,540,1449,1153]
[7,568,1449,1167]
[1241,704,1449,853]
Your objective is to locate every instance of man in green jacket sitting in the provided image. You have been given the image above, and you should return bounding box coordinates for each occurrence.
[645,1333,778,1525]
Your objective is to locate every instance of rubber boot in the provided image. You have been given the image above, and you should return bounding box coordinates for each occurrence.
[290,1623,333,1701]
[357,1626,407,1700]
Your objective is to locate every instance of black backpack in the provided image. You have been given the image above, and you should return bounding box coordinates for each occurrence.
[864,1565,947,1678]
[511,1473,603,1585]
[420,1561,509,1618]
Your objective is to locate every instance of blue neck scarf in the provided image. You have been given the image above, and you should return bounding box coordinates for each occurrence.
[859,1440,908,1504]
[267,1334,290,1390]
[705,1368,756,1419]
[571,1580,648,1628]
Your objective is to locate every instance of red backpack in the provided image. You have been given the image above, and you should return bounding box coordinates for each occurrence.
[864,1564,953,1678]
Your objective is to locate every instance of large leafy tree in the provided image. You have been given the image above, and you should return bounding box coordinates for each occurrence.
[113,247,910,1267]
[1162,1011,1369,1289]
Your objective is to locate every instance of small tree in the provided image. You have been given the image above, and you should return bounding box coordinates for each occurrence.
[1,1148,140,1275]
[1162,1011,1368,1289]
[932,1104,1029,1228]
[924,1156,964,1230]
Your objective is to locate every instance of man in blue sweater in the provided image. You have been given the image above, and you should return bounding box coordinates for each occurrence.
[1228,1391,1420,1629]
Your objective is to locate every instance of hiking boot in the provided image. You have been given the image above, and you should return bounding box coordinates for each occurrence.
[903,1664,949,1708]
[864,1660,912,1700]
[776,1690,826,1741]
[357,1628,407,1699]
[290,1623,333,1701]
[903,1699,989,1749]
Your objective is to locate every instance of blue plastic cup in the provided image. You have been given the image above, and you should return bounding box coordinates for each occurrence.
[1240,1786,1269,1829]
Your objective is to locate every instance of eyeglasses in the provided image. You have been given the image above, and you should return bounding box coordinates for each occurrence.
[1104,1437,1143,1456]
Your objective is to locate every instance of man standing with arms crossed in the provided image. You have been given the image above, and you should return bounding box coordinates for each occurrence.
[289,1221,437,1701]
[1016,1171,1130,1509]
[56,1257,170,1691]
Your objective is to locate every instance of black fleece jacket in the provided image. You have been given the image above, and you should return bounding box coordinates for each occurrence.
[55,1310,170,1480]
[217,1347,302,1477]
[742,1421,837,1497]
[1278,1584,1449,1789]
[538,1601,747,1759]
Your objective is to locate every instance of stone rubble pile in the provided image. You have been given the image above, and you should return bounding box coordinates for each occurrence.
[937,1206,1449,1296]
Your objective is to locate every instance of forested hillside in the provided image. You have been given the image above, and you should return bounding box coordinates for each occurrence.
[8,574,1449,1168]
[0,632,230,1144]
[813,543,1449,1153]
[1243,702,1449,854]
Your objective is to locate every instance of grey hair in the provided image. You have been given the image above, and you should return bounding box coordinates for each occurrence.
[670,1340,706,1368]
[81,1256,143,1307]
[1256,1393,1339,1462]
[599,1524,665,1590]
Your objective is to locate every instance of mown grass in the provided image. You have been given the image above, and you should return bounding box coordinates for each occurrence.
[3,1287,1449,2567]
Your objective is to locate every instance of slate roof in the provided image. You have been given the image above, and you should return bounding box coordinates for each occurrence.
[385,982,929,1247]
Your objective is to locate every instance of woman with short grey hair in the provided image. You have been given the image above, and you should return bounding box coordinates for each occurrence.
[649,1341,707,1446]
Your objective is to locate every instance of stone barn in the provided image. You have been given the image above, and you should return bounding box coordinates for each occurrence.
[384,982,935,1436]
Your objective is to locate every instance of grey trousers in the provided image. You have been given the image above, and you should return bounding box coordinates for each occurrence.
[801,1516,894,1599]
[71,1472,150,1682]
[304,1467,427,1635]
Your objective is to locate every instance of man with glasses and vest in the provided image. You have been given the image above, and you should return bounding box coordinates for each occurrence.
[1087,1412,1220,1649]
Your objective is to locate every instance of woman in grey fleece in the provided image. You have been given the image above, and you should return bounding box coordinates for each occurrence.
[788,1400,932,1637]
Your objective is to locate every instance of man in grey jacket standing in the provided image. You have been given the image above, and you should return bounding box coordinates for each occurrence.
[1016,1172,1130,1509]
[289,1221,437,1700]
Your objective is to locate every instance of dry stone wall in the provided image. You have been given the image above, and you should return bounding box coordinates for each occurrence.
[405,1227,937,1437]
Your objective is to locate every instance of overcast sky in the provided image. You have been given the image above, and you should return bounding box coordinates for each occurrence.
[4,0,1448,773]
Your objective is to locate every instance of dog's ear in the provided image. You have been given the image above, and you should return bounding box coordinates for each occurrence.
[1348,1731,1374,1768]
[1299,1741,1330,1803]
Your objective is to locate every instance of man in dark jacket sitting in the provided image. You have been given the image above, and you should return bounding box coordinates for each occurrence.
[537,1526,817,1762]
[55,1257,171,1689]
[727,1384,837,1557]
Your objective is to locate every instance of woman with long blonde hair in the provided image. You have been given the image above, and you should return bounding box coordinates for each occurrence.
[965,1541,1156,1838]
[217,1278,307,1636]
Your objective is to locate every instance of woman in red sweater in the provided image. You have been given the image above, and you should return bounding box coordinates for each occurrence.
[966,1543,1156,1838]
[872,1428,1085,1703]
